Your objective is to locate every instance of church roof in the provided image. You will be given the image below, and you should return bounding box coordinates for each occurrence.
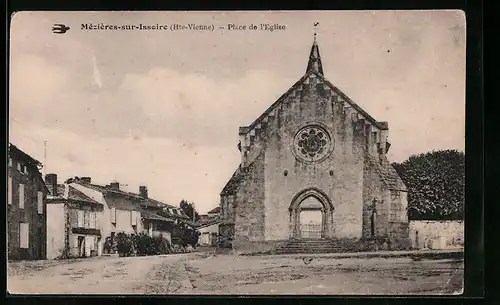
[239,37,388,136]
[220,165,244,196]
[366,155,407,191]
[220,154,261,196]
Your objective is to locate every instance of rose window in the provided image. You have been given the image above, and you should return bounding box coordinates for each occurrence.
[293,125,332,162]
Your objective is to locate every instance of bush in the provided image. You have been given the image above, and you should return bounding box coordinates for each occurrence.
[113,232,172,257]
[181,228,200,248]
[116,232,135,257]
[135,233,154,256]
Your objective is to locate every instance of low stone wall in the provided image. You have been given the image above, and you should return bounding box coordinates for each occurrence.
[409,220,464,250]
[231,240,289,255]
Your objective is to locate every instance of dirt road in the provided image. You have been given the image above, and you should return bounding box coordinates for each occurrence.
[8,254,193,294]
[8,253,463,295]
[184,255,464,295]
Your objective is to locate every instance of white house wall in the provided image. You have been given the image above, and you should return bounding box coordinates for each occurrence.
[46,203,65,260]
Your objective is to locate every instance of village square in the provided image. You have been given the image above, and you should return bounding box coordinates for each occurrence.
[8,12,465,295]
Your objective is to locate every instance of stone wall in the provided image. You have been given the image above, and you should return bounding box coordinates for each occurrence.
[409,220,464,249]
[261,74,366,240]
[233,153,266,243]
[218,223,234,248]
[362,158,391,238]
[7,156,47,260]
[231,240,289,255]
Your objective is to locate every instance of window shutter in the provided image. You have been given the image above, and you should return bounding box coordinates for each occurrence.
[84,211,90,228]
[19,184,25,209]
[17,163,21,171]
[37,191,43,214]
[8,177,12,205]
[8,158,12,167]
[20,223,29,248]
[110,207,116,223]
[94,212,99,228]
[89,212,95,228]
[78,210,84,227]
[131,211,137,226]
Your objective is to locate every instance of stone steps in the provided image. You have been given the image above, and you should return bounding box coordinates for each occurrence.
[272,239,359,254]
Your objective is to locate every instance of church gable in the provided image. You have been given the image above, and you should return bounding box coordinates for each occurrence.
[237,74,390,168]
[235,38,392,169]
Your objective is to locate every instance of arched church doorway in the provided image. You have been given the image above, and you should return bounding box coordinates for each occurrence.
[289,188,334,239]
[299,197,323,239]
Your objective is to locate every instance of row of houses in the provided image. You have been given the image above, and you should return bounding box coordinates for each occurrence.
[7,143,200,260]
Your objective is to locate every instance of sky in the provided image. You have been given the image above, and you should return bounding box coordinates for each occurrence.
[9,11,466,213]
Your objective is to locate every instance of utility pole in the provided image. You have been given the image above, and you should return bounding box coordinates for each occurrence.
[44,141,47,176]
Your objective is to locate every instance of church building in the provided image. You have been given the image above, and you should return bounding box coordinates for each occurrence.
[218,36,410,253]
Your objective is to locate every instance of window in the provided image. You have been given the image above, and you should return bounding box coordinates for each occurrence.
[77,210,84,227]
[173,209,178,215]
[130,210,137,226]
[20,223,29,249]
[110,207,116,223]
[37,191,43,214]
[19,184,25,209]
[17,162,21,171]
[8,177,12,205]
[8,158,12,167]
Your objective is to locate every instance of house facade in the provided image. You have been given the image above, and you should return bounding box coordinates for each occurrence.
[45,175,104,259]
[197,206,220,246]
[68,177,193,253]
[218,37,409,252]
[198,221,220,246]
[8,143,48,260]
[138,185,193,243]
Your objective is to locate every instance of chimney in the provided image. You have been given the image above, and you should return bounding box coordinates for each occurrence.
[139,186,148,199]
[110,181,120,190]
[45,173,58,196]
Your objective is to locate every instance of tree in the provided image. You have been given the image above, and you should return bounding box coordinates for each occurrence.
[392,149,465,220]
[179,199,200,221]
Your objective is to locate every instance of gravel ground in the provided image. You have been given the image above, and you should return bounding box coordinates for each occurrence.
[8,254,193,294]
[8,252,463,295]
[185,254,464,295]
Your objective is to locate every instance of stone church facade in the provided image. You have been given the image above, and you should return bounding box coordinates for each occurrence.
[219,37,410,253]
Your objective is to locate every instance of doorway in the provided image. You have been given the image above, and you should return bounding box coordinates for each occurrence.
[289,188,334,239]
[77,236,85,257]
[299,198,323,239]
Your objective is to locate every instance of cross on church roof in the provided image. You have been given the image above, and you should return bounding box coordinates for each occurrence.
[306,22,324,75]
